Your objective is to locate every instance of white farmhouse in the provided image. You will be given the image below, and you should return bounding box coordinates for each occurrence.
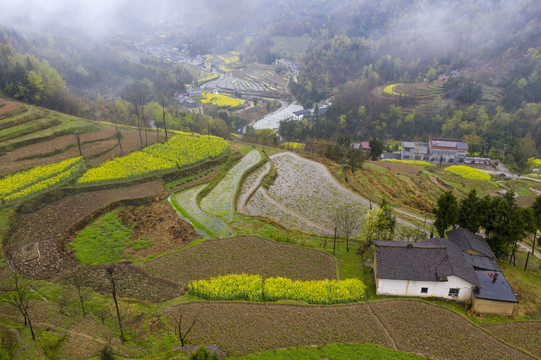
[372,229,518,315]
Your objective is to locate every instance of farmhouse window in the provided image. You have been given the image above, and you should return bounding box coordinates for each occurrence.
[421,287,428,294]
[448,288,460,297]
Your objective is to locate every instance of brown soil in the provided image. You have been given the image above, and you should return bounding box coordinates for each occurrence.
[370,300,533,360]
[6,181,164,280]
[370,161,422,174]
[168,301,392,356]
[0,100,23,115]
[484,321,541,358]
[84,129,160,167]
[0,128,117,176]
[117,202,199,260]
[141,236,337,287]
[166,300,534,358]
[168,165,222,193]
[0,127,158,176]
[56,263,181,303]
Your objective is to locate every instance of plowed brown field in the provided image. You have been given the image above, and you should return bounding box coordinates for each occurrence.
[141,236,336,286]
[167,300,534,359]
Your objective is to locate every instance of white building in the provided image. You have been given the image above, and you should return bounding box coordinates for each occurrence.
[373,229,518,315]
[401,137,468,164]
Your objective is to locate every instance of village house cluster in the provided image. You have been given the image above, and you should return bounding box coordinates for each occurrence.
[400,137,490,165]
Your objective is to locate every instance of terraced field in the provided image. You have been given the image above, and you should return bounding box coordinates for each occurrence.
[243,152,369,235]
[141,236,336,286]
[166,300,533,358]
[236,162,270,213]
[201,150,262,221]
[172,185,233,238]
[0,104,161,176]
[204,63,287,94]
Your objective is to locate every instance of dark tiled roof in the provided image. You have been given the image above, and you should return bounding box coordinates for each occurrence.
[447,228,495,258]
[462,253,500,271]
[474,270,518,303]
[373,238,479,286]
[373,229,518,304]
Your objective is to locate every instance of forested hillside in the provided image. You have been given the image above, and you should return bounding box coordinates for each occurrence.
[1,0,541,172]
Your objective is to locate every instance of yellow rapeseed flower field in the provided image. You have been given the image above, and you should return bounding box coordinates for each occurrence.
[281,142,305,150]
[0,157,84,204]
[188,274,366,304]
[198,72,219,83]
[445,165,491,182]
[76,135,228,186]
[200,92,245,108]
[381,159,435,166]
[383,84,402,95]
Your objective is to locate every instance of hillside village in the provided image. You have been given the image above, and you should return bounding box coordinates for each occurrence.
[1,1,541,359]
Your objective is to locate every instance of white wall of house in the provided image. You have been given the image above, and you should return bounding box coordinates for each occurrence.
[376,275,474,302]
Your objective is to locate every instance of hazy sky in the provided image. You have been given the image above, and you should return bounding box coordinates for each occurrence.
[1,0,539,55]
[0,0,184,38]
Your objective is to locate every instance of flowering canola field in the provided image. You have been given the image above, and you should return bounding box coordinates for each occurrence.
[0,157,85,204]
[188,274,366,304]
[445,165,491,182]
[200,92,245,108]
[281,142,305,150]
[381,159,434,166]
[77,135,227,186]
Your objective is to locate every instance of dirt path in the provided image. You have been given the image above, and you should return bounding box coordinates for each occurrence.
[366,302,398,351]
[518,241,541,260]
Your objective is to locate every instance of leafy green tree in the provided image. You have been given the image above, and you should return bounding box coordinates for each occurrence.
[368,137,384,161]
[531,195,541,254]
[190,345,218,360]
[443,78,483,104]
[374,202,397,240]
[458,189,481,233]
[434,191,459,237]
[335,136,352,163]
[482,193,527,258]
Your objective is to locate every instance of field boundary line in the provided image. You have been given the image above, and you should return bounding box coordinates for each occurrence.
[381,299,537,359]
[366,302,398,351]
[239,162,271,214]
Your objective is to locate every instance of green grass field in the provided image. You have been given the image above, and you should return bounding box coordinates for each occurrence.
[68,209,152,264]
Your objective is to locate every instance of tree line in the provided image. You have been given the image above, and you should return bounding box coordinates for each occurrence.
[434,190,541,260]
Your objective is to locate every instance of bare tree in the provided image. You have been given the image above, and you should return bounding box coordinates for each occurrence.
[333,204,362,252]
[74,133,82,156]
[115,124,123,156]
[154,74,173,141]
[0,272,37,340]
[126,81,151,149]
[172,306,201,346]
[106,265,125,342]
[71,270,89,317]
